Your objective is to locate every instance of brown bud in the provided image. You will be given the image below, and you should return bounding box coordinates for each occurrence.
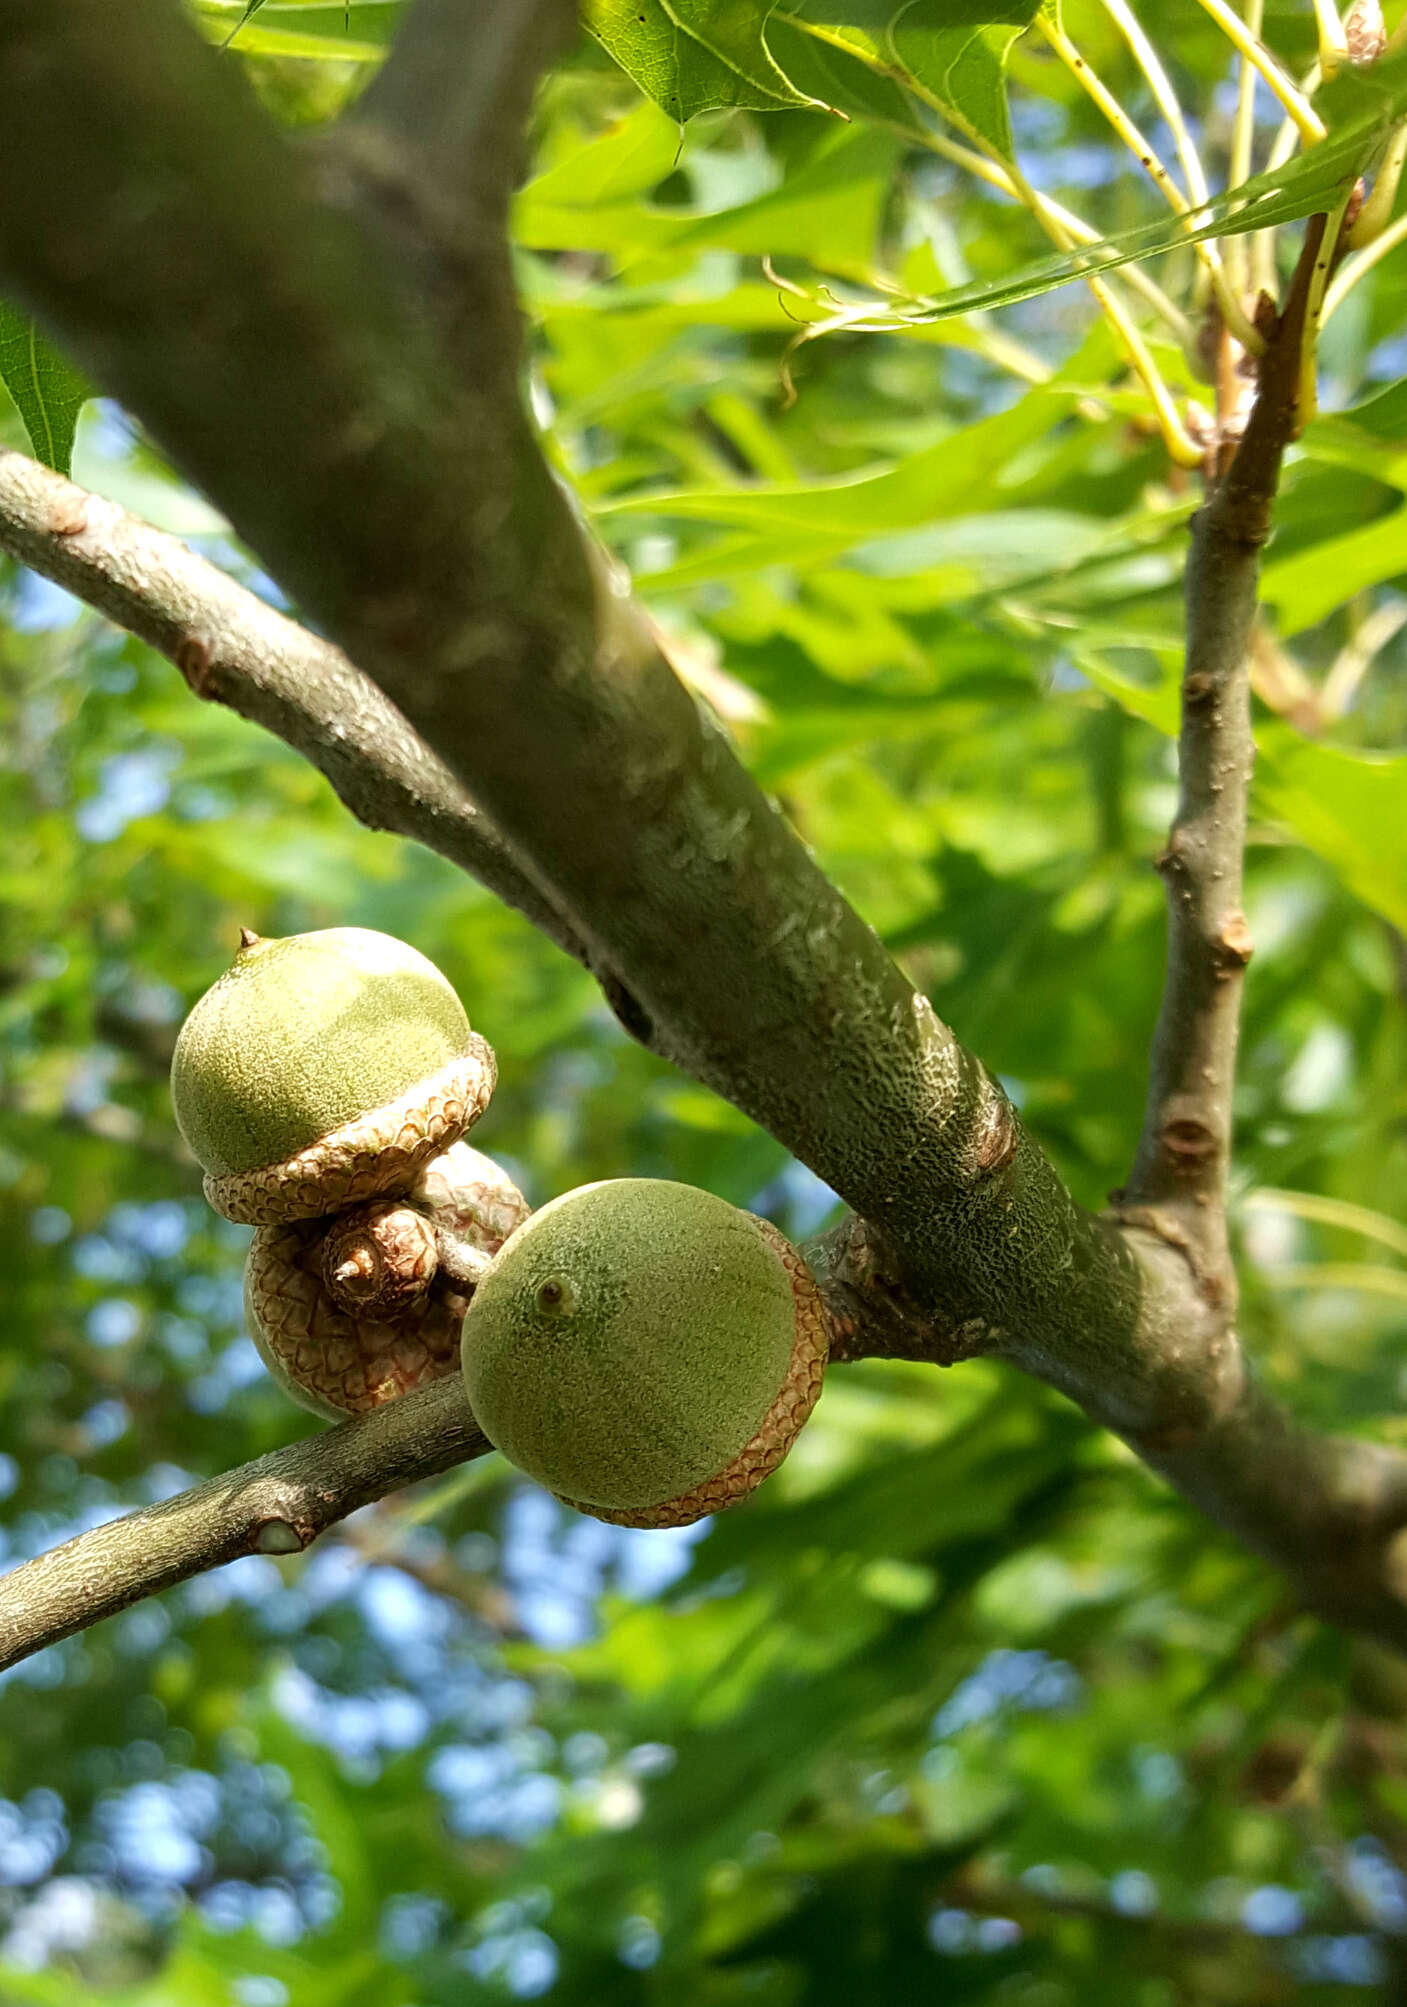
[1345,0,1386,65]
[321,1201,439,1318]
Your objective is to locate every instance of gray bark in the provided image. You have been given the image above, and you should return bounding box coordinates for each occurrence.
[0,0,1405,1665]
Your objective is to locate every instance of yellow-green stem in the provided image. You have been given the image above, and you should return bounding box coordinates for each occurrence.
[1225,0,1264,297]
[919,127,1194,346]
[1324,206,1407,321]
[1192,0,1327,141]
[1099,0,1210,205]
[1039,12,1263,352]
[1252,59,1323,298]
[1312,0,1349,75]
[1297,191,1354,427]
[999,154,1202,465]
[1348,122,1407,247]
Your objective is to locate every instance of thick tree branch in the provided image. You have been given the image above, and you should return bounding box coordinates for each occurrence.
[341,0,564,229]
[1121,220,1330,1285]
[3,2,1407,1661]
[0,0,1138,1368]
[6,1231,1407,1672]
[0,1380,489,1674]
[811,1216,1407,1651]
[0,449,591,965]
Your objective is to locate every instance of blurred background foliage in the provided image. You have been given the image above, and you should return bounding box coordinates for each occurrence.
[2,0,1407,1999]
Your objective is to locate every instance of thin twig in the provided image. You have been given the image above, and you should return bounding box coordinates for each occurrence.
[0,450,591,969]
[1121,217,1331,1283]
[0,1379,491,1674]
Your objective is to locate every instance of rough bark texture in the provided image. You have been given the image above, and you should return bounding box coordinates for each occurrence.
[1120,219,1330,1285]
[0,0,1405,1666]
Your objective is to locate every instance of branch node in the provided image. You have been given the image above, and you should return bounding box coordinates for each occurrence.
[44,490,88,537]
[1215,911,1255,972]
[969,1092,1020,1175]
[252,1518,307,1555]
[1160,1114,1219,1167]
[176,634,215,698]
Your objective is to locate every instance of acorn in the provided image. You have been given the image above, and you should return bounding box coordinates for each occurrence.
[172,928,521,1418]
[243,1213,473,1420]
[460,1178,829,1527]
[243,1141,530,1420]
[170,926,496,1226]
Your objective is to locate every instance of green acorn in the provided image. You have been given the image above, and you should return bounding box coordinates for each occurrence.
[460,1178,829,1527]
[172,928,519,1418]
[171,926,495,1225]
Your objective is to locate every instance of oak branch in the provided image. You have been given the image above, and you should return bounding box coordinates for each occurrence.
[1,0,1406,1668]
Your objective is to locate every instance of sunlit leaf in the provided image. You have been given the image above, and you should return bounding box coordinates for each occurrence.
[584,0,828,117]
[0,303,89,475]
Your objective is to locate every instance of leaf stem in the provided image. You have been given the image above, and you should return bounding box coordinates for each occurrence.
[999,154,1204,465]
[1319,598,1407,717]
[1225,0,1264,297]
[785,15,1195,350]
[1297,189,1354,427]
[918,129,1195,347]
[1244,1188,1407,1259]
[1252,59,1323,297]
[1312,0,1350,77]
[1192,0,1328,143]
[1098,0,1211,206]
[1324,203,1407,321]
[1348,120,1407,246]
[1039,12,1264,352]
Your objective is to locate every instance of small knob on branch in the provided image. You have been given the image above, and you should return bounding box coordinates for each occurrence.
[321,1201,439,1318]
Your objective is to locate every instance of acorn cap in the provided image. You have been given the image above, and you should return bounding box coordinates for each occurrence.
[460,1178,828,1525]
[171,928,494,1223]
[246,1220,469,1419]
[410,1140,532,1256]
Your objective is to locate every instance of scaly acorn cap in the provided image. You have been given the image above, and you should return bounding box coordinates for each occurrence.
[246,1219,469,1420]
[460,1178,828,1528]
[171,928,495,1224]
[243,1142,529,1418]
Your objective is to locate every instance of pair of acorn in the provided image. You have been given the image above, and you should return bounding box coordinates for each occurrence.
[171,929,828,1528]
